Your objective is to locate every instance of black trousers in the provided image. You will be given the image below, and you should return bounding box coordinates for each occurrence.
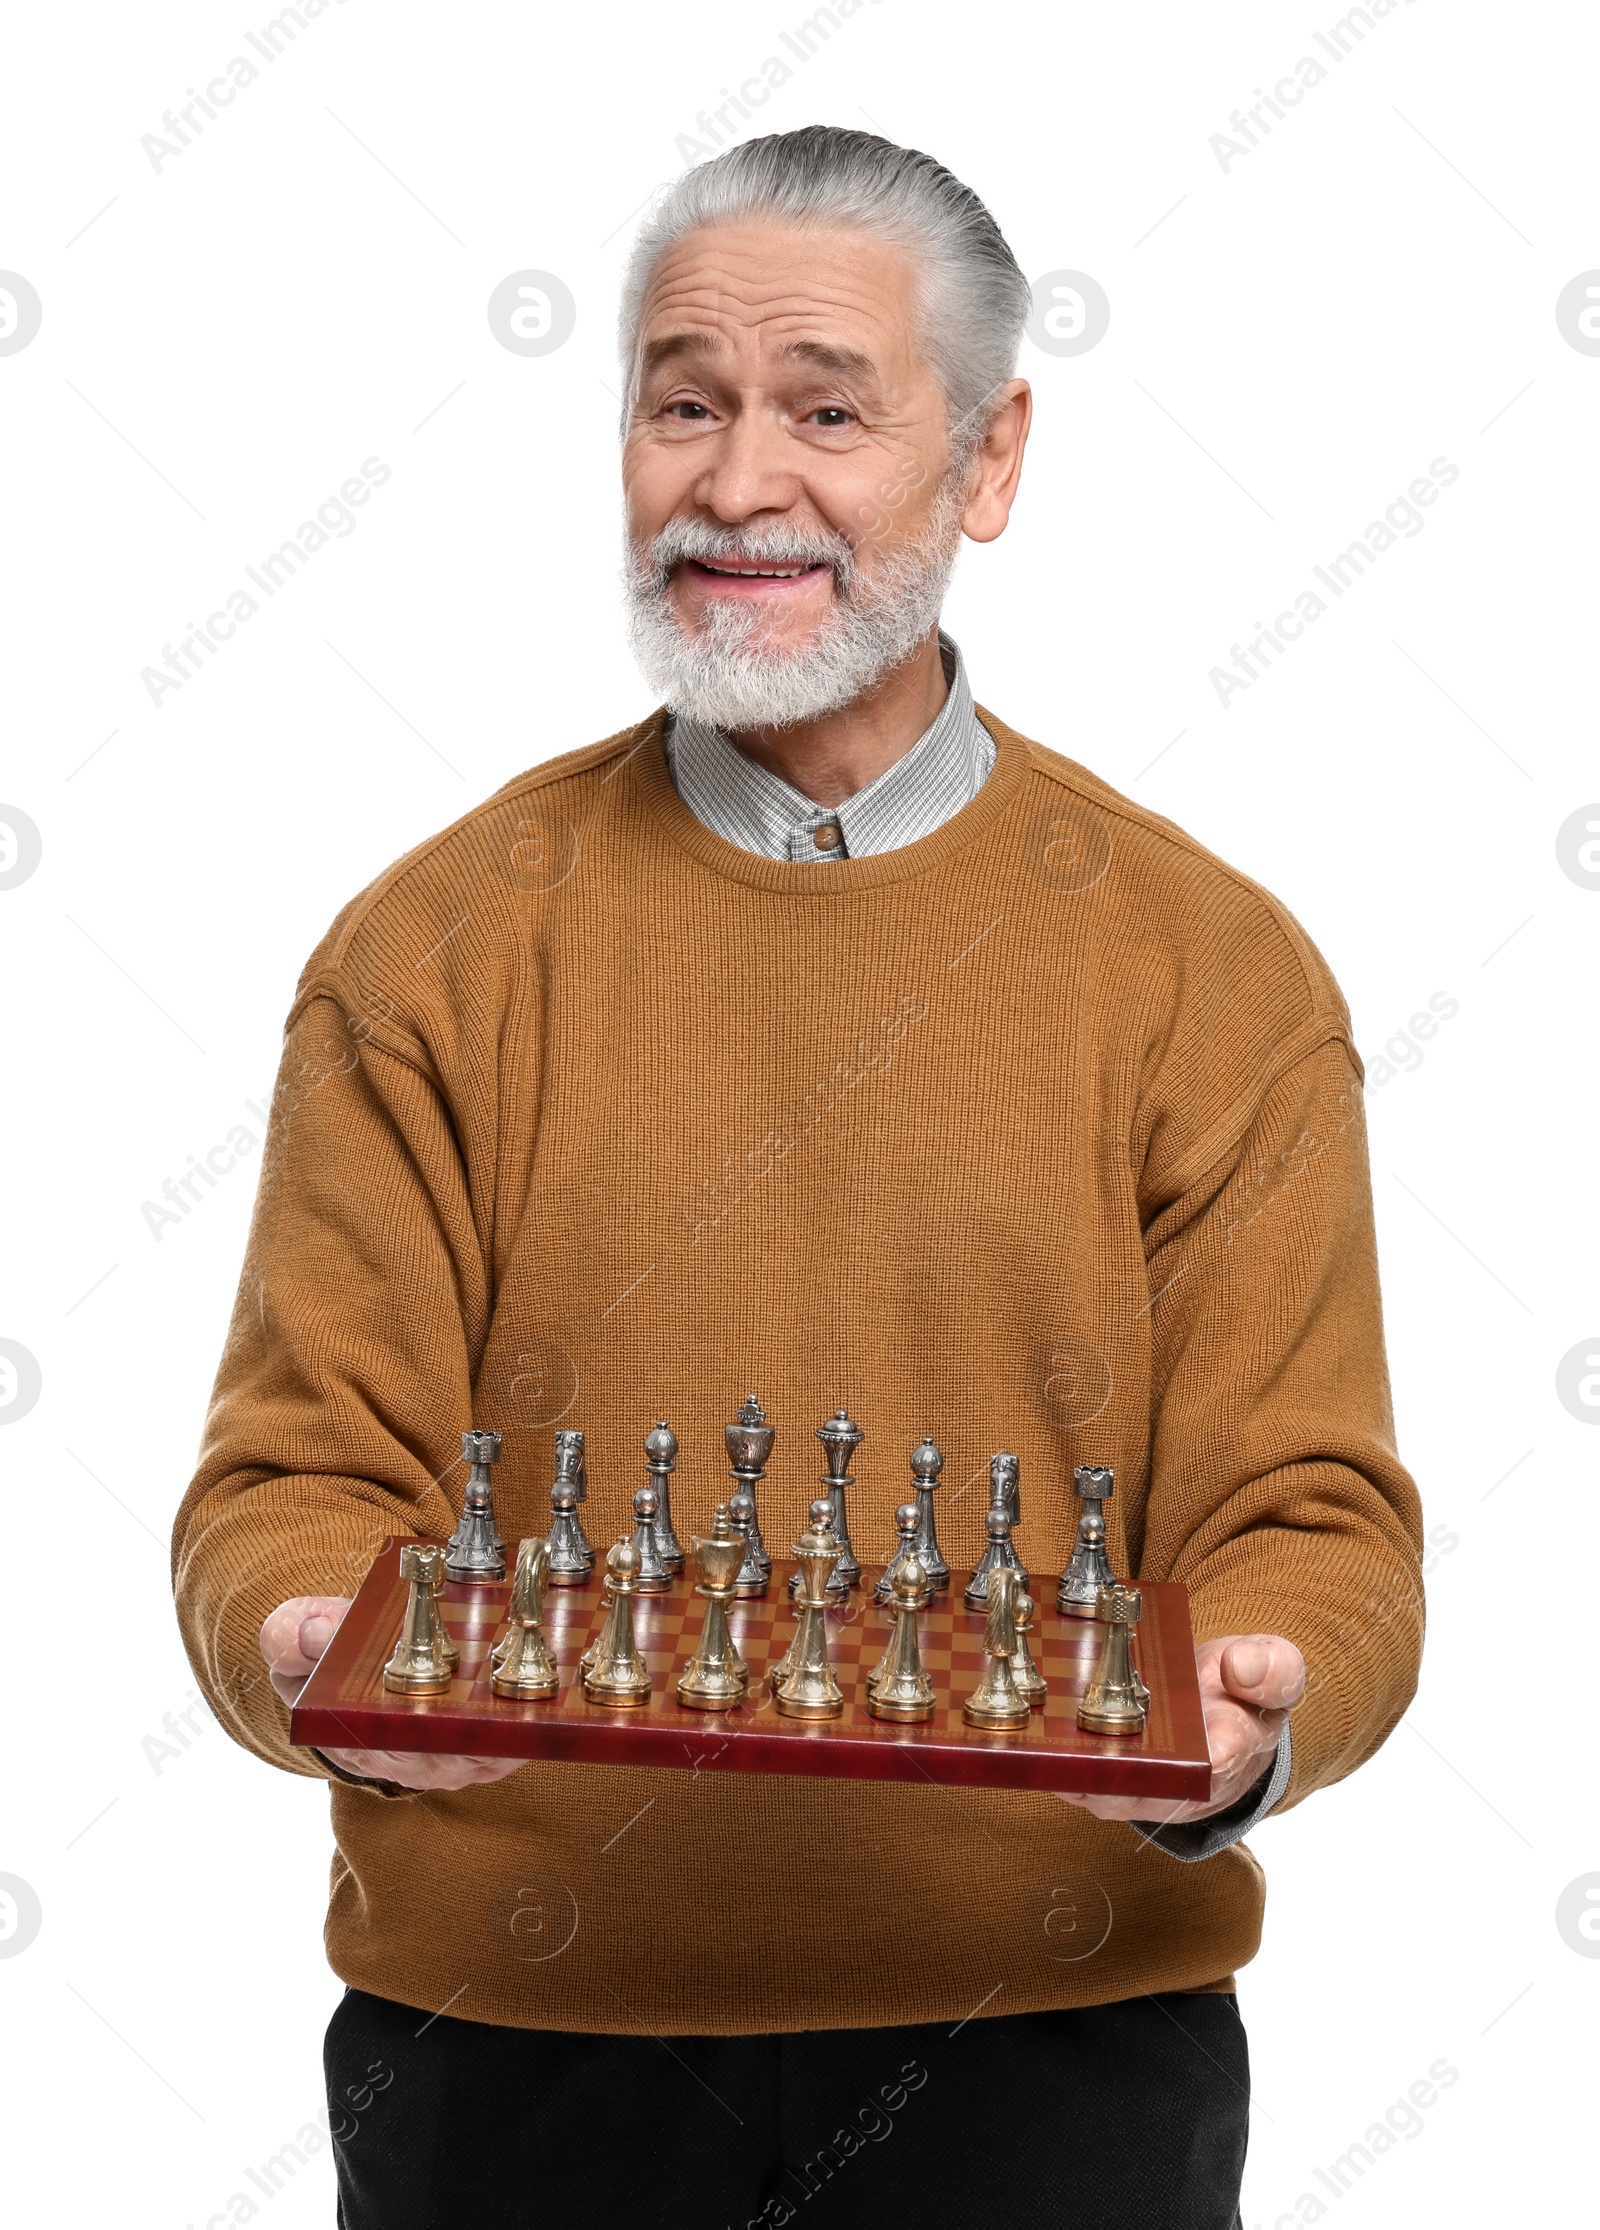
[326,1984,1248,2228]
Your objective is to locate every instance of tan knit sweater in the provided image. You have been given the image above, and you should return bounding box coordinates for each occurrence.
[172,708,1423,2035]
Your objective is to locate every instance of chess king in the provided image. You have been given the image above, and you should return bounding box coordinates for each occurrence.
[180,128,1423,2230]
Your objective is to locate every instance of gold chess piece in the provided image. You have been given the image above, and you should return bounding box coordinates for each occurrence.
[1011,1586,1048,1709]
[418,1543,459,1669]
[383,1543,456,1695]
[583,1539,653,1708]
[677,1505,750,1711]
[773,1500,845,1719]
[1076,1583,1150,1734]
[866,1550,936,1723]
[491,1537,559,1700]
[962,1565,1032,1730]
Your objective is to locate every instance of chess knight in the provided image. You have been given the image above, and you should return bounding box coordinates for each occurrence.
[186,122,1423,2230]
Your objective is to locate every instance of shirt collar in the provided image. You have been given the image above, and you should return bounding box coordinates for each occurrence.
[664,632,994,863]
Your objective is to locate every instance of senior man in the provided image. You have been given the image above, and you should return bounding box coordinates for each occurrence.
[174,128,1422,2229]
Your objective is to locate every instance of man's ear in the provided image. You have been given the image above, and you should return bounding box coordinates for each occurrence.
[961,379,1032,544]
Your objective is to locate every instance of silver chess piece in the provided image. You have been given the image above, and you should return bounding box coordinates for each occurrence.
[444,1429,506,1582]
[1076,1583,1149,1734]
[866,1550,936,1722]
[965,1457,1028,1608]
[816,1409,863,1587]
[553,1429,594,1570]
[727,1490,767,1598]
[725,1395,774,1579]
[491,1537,559,1700]
[545,1473,593,1588]
[773,1500,845,1719]
[1058,1463,1118,1618]
[644,1420,685,1573]
[876,1440,948,1599]
[383,1543,456,1695]
[630,1483,674,1592]
[873,1502,929,1613]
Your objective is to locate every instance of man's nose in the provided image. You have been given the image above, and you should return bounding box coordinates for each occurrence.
[692,404,805,523]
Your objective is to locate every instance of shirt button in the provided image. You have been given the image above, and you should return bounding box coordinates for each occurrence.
[811,822,843,852]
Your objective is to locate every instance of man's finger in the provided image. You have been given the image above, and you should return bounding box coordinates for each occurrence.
[1218,1635,1305,1710]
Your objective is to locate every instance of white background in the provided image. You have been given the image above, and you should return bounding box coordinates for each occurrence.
[2,3,1595,2223]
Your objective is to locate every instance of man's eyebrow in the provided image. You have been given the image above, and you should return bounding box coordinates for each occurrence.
[639,329,727,375]
[778,338,876,380]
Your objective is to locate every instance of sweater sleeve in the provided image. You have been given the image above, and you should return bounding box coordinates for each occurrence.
[1137,1033,1424,1812]
[170,989,490,1778]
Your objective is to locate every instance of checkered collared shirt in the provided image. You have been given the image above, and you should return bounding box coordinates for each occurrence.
[663,632,994,861]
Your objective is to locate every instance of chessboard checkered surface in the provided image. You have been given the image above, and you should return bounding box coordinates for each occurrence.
[291,1539,1210,1798]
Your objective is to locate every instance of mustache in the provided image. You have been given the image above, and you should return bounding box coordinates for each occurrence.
[636,516,858,595]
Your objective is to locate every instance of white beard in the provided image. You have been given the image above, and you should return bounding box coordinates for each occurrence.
[624,476,965,732]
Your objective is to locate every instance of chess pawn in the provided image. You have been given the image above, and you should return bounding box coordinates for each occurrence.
[1058,1464,1117,1617]
[491,1538,559,1700]
[553,1429,594,1571]
[1077,1583,1149,1734]
[965,1471,1028,1609]
[727,1490,767,1598]
[583,1540,653,1708]
[677,1505,750,1711]
[1010,1585,1047,1708]
[773,1500,845,1718]
[383,1543,456,1695]
[866,1552,937,1722]
[725,1395,774,1579]
[545,1477,593,1587]
[630,1483,674,1592]
[961,1566,1033,1730]
[445,1428,507,1582]
[870,1502,929,1632]
[420,1543,459,1668]
[644,1421,686,1573]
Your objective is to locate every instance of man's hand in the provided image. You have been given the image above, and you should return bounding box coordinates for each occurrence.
[258,1595,524,1794]
[1056,1631,1304,1826]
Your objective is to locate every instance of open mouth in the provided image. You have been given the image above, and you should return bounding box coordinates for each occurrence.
[683,558,833,589]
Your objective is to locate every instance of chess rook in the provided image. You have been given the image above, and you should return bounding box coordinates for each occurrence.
[553,1429,594,1570]
[962,1566,1032,1730]
[630,1483,674,1592]
[1057,1463,1117,1617]
[583,1540,653,1708]
[491,1537,559,1700]
[677,1505,750,1710]
[382,1543,456,1695]
[964,1462,1028,1608]
[422,1543,460,1668]
[445,1428,506,1582]
[1077,1583,1149,1735]
[866,1550,936,1722]
[725,1395,774,1579]
[644,1420,685,1573]
[773,1500,845,1718]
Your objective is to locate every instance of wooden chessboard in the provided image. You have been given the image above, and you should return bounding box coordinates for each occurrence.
[290,1539,1211,1798]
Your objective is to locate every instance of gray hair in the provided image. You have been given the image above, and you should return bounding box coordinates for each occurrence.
[619,126,1030,462]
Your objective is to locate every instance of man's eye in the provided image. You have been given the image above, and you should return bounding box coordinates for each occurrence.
[808,407,853,428]
[666,400,712,421]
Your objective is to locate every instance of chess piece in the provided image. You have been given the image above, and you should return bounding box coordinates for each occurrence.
[677,1505,750,1710]
[1057,1464,1118,1618]
[961,1566,1032,1730]
[965,1466,1028,1609]
[578,1555,617,1674]
[383,1543,456,1694]
[866,1551,936,1722]
[1077,1583,1149,1734]
[421,1543,459,1667]
[908,1438,950,1588]
[491,1537,559,1700]
[773,1500,845,1718]
[872,1502,930,1621]
[545,1475,593,1587]
[727,1490,767,1598]
[553,1429,594,1571]
[630,1483,674,1592]
[725,1395,774,1580]
[1011,1585,1047,1708]
[644,1421,685,1573]
[816,1409,863,1588]
[583,1540,653,1707]
[445,1428,506,1582]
